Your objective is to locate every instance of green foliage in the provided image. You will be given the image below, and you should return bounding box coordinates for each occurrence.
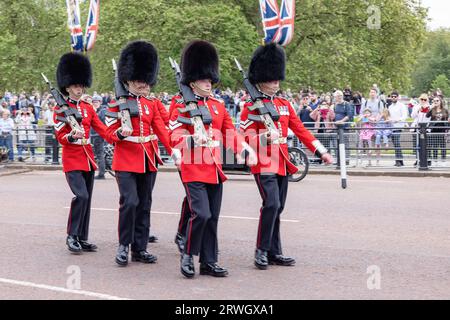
[431,74,450,96]
[0,0,428,96]
[411,29,450,96]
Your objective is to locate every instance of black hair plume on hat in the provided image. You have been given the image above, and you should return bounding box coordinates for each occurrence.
[248,43,286,85]
[180,40,219,85]
[118,41,159,86]
[56,52,92,95]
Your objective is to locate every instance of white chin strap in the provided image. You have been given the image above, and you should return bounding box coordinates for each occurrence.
[192,83,212,97]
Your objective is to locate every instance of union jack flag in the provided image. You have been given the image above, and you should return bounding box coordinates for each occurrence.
[66,0,84,52]
[259,0,295,47]
[259,0,282,44]
[277,0,295,46]
[84,0,100,52]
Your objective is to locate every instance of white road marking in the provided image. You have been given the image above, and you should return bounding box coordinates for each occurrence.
[64,207,299,223]
[0,277,129,300]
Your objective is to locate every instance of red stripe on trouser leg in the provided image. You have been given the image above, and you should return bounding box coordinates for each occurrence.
[178,199,186,233]
[65,174,73,235]
[184,184,195,255]
[255,175,267,248]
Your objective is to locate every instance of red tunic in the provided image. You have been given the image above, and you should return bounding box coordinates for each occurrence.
[169,95,245,184]
[54,99,109,173]
[106,96,172,173]
[240,96,323,176]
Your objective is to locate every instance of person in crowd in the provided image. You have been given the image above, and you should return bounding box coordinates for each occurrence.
[374,108,392,166]
[310,100,335,161]
[410,93,431,166]
[426,96,449,167]
[43,98,56,163]
[361,88,384,117]
[297,93,314,128]
[331,90,354,163]
[15,106,36,162]
[309,91,321,110]
[90,94,107,179]
[357,108,376,166]
[0,109,15,162]
[388,91,408,167]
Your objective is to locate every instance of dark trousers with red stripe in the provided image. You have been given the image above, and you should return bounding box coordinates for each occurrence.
[65,170,95,241]
[177,171,191,237]
[148,170,158,234]
[254,173,289,256]
[116,170,156,252]
[184,182,223,264]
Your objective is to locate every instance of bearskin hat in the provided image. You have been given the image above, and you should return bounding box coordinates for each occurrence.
[248,43,286,85]
[118,41,159,86]
[180,40,219,85]
[56,52,92,95]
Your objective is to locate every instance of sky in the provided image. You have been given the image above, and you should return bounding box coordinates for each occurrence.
[421,0,450,30]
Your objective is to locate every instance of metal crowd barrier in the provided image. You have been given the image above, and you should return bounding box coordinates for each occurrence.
[291,122,449,170]
[2,122,448,172]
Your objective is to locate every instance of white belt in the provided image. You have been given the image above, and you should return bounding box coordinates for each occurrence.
[124,135,157,143]
[71,138,91,145]
[197,140,221,148]
[272,137,287,145]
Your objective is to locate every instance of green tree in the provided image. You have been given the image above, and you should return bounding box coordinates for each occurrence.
[411,29,450,96]
[431,74,450,96]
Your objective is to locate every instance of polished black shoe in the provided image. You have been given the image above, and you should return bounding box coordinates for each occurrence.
[148,234,158,243]
[180,254,195,278]
[94,175,105,180]
[268,254,296,266]
[66,235,82,254]
[254,249,268,270]
[79,240,98,252]
[174,233,184,253]
[115,244,129,267]
[131,250,157,263]
[200,263,229,277]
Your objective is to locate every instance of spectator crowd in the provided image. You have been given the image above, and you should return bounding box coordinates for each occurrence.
[1,84,449,167]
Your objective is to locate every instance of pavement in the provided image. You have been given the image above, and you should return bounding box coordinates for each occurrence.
[0,170,450,300]
[3,161,450,178]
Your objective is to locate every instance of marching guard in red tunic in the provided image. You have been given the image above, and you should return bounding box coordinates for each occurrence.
[239,43,333,270]
[53,53,110,254]
[169,40,257,278]
[105,41,173,267]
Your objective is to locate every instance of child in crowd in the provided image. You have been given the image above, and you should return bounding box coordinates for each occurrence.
[358,108,376,166]
[375,108,392,165]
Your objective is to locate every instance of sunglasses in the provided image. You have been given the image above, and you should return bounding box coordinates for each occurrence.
[420,98,427,101]
[391,96,398,99]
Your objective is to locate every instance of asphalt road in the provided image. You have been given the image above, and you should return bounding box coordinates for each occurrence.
[0,170,449,300]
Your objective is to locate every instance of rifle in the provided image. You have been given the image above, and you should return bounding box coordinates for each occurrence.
[105,59,139,132]
[169,57,213,146]
[234,58,280,136]
[41,73,84,134]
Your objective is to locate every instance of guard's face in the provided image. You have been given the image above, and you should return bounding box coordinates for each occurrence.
[191,79,212,97]
[67,84,84,99]
[259,80,280,96]
[128,81,150,96]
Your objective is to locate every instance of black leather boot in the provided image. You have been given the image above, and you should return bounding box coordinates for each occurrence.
[131,251,157,263]
[79,239,98,252]
[268,254,296,266]
[254,249,268,270]
[148,234,158,243]
[66,235,82,254]
[200,263,229,277]
[174,233,184,253]
[115,244,129,267]
[180,253,195,278]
